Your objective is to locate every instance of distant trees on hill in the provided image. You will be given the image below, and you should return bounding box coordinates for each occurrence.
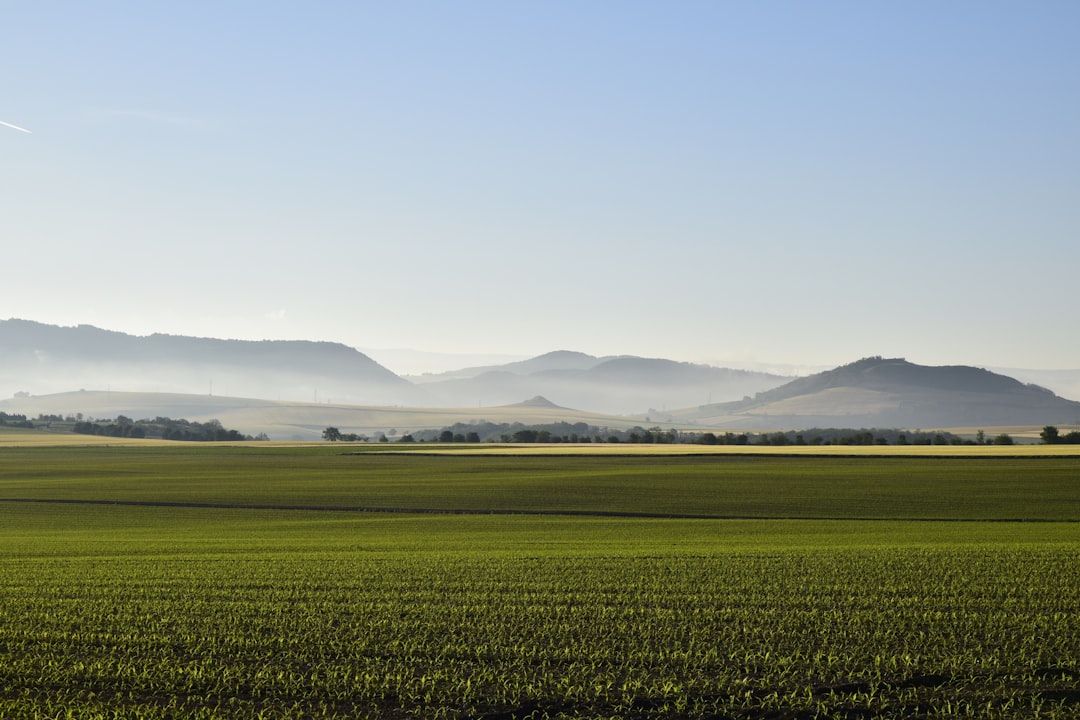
[322,427,368,442]
[321,423,974,446]
[719,428,974,446]
[1040,425,1080,444]
[3,412,262,440]
[73,416,257,441]
[0,412,34,428]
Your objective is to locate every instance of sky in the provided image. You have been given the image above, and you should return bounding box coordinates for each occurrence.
[3,2,1079,374]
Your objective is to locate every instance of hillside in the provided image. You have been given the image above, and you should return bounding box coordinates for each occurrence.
[669,357,1080,429]
[0,321,790,414]
[0,319,426,406]
[409,350,605,382]
[416,355,788,415]
[8,321,1078,428]
[0,390,648,441]
[993,367,1080,405]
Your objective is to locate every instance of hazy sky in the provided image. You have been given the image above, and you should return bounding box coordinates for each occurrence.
[4,2,1078,373]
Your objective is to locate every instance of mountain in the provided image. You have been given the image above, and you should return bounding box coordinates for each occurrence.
[408,350,604,382]
[991,367,1080,404]
[0,319,426,406]
[417,354,789,415]
[10,320,1073,430]
[669,356,1080,429]
[362,348,529,377]
[0,320,786,415]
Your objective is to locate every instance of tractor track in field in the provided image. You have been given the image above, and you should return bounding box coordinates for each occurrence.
[0,497,1073,522]
[1,497,744,519]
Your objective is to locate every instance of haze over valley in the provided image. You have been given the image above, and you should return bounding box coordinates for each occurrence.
[3,320,1079,441]
[0,319,788,418]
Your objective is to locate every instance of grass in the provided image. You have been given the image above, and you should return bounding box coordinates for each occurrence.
[5,501,1077,559]
[1,445,1079,520]
[1,444,1078,718]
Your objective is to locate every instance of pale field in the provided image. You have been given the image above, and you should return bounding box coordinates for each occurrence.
[368,442,1080,457]
[4,428,1080,455]
[0,429,181,447]
[948,424,1080,439]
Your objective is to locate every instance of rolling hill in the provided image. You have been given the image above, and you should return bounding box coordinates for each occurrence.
[668,356,1080,429]
[413,354,789,414]
[6,321,1079,432]
[0,319,427,406]
[0,390,648,441]
[408,350,605,381]
[1,322,788,414]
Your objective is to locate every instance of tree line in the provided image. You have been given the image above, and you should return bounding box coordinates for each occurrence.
[0,412,34,428]
[321,422,993,446]
[73,415,262,441]
[1040,426,1080,444]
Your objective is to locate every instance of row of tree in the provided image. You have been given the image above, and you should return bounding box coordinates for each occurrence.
[322,422,981,446]
[73,416,261,441]
[321,427,384,442]
[1040,426,1080,444]
[706,429,982,446]
[0,412,33,428]
[315,422,1080,446]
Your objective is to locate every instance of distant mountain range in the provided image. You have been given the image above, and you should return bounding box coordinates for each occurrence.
[409,351,788,414]
[0,320,788,415]
[3,320,1080,435]
[665,356,1080,429]
[0,319,424,406]
[408,350,604,380]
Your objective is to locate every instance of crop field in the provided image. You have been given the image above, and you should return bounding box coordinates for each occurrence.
[1,445,1079,718]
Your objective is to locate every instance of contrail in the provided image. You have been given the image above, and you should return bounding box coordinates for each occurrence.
[0,120,32,133]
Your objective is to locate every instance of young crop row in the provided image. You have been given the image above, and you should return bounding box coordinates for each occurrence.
[3,449,1080,520]
[2,546,1078,718]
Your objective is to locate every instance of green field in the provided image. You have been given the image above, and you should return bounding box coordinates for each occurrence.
[1,445,1079,718]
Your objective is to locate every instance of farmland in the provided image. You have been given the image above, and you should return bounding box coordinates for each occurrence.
[1,443,1079,718]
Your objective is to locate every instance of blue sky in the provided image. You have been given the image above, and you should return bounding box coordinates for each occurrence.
[3,2,1078,373]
